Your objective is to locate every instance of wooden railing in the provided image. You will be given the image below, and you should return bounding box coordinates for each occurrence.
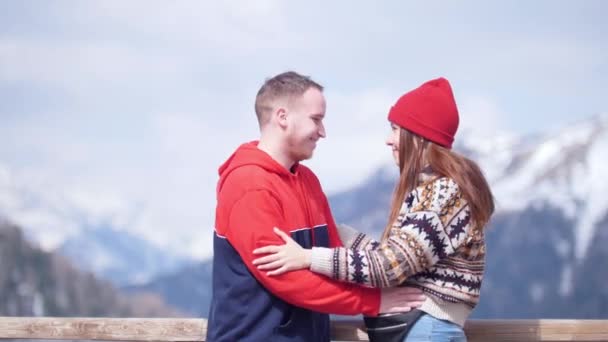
[0,317,607,341]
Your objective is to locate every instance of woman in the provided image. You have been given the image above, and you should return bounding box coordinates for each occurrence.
[252,77,495,341]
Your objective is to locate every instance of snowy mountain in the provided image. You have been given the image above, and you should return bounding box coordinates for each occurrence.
[0,220,181,317]
[59,224,193,286]
[0,165,194,286]
[123,260,214,317]
[490,115,608,261]
[0,166,92,251]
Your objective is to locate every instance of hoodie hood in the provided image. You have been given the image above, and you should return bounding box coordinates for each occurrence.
[217,141,294,193]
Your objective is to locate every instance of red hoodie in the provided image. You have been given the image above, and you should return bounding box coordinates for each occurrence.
[208,141,380,341]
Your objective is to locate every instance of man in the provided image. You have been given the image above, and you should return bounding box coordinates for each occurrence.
[207,71,417,341]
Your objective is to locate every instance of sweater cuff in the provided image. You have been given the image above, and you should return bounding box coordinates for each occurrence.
[337,223,360,248]
[310,247,334,278]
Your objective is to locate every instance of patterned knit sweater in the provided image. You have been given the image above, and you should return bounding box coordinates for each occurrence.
[310,174,486,323]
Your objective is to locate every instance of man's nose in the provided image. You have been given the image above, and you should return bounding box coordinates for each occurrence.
[318,123,326,138]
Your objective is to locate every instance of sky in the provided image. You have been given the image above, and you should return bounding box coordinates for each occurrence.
[0,1,606,259]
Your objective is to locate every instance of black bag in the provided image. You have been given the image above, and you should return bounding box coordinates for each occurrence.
[363,310,425,342]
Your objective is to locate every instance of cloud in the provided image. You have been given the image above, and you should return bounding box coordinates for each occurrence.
[458,94,508,134]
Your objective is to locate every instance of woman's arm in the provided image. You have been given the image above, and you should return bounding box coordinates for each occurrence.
[336,223,380,250]
[311,179,472,287]
[252,224,381,277]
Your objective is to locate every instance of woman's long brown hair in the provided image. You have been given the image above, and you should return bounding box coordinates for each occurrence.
[382,128,495,241]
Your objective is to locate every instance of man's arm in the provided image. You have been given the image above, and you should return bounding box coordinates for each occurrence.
[225,189,380,316]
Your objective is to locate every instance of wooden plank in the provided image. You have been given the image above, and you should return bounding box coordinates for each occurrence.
[331,320,608,341]
[0,317,205,341]
[1,317,607,341]
[330,320,368,341]
[465,320,608,342]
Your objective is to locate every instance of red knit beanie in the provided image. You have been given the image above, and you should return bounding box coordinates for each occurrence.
[388,77,459,149]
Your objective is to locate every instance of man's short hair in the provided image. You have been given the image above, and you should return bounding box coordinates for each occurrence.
[255,71,324,126]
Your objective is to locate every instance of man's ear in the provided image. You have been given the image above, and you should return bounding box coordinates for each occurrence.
[276,108,288,129]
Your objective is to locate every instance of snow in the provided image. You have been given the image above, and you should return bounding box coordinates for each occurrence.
[474,114,608,260]
[529,282,545,303]
[573,127,608,260]
[32,292,45,316]
[0,162,139,250]
[458,130,522,183]
[559,264,573,296]
[555,238,570,259]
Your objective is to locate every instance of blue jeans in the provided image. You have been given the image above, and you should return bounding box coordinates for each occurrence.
[404,313,467,341]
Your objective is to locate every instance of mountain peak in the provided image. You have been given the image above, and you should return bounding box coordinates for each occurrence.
[468,114,608,261]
